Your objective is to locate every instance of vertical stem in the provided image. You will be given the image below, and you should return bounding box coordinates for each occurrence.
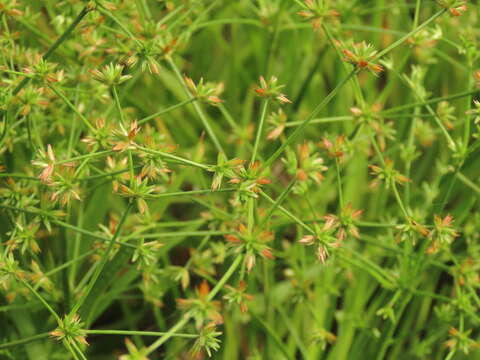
[71,201,133,315]
[335,157,344,209]
[167,57,226,155]
[464,55,474,150]
[145,255,243,355]
[251,99,269,164]
[262,70,357,170]
[112,86,125,126]
[71,341,88,360]
[412,0,421,29]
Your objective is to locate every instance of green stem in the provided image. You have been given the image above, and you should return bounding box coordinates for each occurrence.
[382,89,479,115]
[48,85,96,133]
[63,340,81,360]
[335,158,344,209]
[56,150,114,165]
[374,9,446,59]
[0,6,91,146]
[112,86,125,125]
[251,99,269,164]
[167,57,225,154]
[145,255,243,355]
[146,188,235,199]
[71,201,133,315]
[20,279,61,322]
[138,98,196,125]
[0,332,50,349]
[456,171,480,194]
[389,67,457,150]
[97,5,142,47]
[136,146,210,170]
[391,180,410,219]
[262,70,357,170]
[412,0,421,29]
[70,341,88,360]
[145,316,191,355]
[85,329,197,338]
[260,180,296,227]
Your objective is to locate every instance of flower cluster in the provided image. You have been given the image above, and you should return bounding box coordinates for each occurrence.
[90,63,132,86]
[283,142,328,194]
[426,214,459,254]
[297,0,340,29]
[31,145,81,206]
[369,159,411,189]
[225,224,274,273]
[50,314,88,347]
[298,204,363,262]
[437,0,468,16]
[226,161,271,202]
[176,280,223,328]
[184,76,224,106]
[341,41,383,75]
[255,76,292,104]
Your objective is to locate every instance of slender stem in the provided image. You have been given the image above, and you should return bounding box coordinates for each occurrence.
[145,255,243,355]
[369,131,386,167]
[412,0,422,29]
[97,5,142,47]
[71,341,88,360]
[464,55,474,149]
[85,329,197,338]
[0,6,91,146]
[0,203,115,243]
[260,192,314,234]
[167,57,225,154]
[207,255,243,301]
[20,279,61,322]
[250,311,294,360]
[48,85,96,133]
[71,202,133,315]
[146,188,235,199]
[218,104,240,131]
[260,180,296,227]
[391,180,410,219]
[369,131,410,219]
[335,157,344,209]
[112,86,125,125]
[410,91,456,150]
[0,332,50,349]
[374,10,446,59]
[456,171,480,194]
[285,116,353,127]
[145,316,191,355]
[136,146,210,170]
[43,250,95,279]
[444,349,456,360]
[383,89,479,114]
[251,99,269,164]
[128,150,134,186]
[56,150,115,165]
[389,67,457,150]
[262,70,357,170]
[138,98,196,125]
[63,340,81,360]
[125,230,232,240]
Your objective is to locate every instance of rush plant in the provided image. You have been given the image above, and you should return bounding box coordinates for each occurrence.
[0,1,479,359]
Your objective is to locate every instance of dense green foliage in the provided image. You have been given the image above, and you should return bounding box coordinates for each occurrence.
[0,0,479,359]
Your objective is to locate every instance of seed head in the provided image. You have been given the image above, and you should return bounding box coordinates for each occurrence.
[255,76,292,104]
